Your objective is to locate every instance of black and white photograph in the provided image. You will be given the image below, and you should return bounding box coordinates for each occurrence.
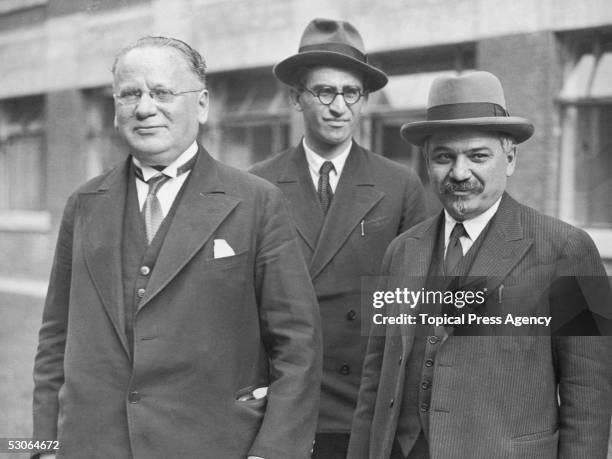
[0,0,611,458]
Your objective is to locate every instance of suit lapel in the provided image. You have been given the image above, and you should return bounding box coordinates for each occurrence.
[275,144,323,252]
[81,161,130,357]
[467,193,533,294]
[310,144,384,280]
[137,148,240,311]
[399,215,441,354]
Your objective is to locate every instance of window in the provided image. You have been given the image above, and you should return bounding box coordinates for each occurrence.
[558,29,612,255]
[84,88,127,178]
[0,96,45,211]
[202,71,291,169]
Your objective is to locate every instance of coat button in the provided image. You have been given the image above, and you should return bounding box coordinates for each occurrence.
[346,309,357,321]
[128,391,141,403]
[339,364,350,375]
[389,398,395,408]
[139,266,151,276]
[136,288,146,298]
[420,403,429,412]
[425,359,434,367]
[428,336,440,344]
[421,381,430,390]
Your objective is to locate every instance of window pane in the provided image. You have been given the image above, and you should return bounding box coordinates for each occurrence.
[0,95,45,211]
[218,123,289,169]
[374,117,441,215]
[575,104,612,227]
[0,135,44,210]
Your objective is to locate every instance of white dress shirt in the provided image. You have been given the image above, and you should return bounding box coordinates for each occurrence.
[302,139,351,193]
[132,141,198,217]
[443,196,502,257]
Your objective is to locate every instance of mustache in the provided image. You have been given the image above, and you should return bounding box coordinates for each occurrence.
[441,179,484,194]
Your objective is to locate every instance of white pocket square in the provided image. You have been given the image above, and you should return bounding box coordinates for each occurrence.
[213,239,235,259]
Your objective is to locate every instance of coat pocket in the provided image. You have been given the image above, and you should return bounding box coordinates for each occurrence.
[234,386,267,422]
[510,428,558,458]
[203,250,249,271]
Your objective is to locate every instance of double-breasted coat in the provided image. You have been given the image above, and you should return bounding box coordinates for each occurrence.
[32,148,322,459]
[251,141,428,434]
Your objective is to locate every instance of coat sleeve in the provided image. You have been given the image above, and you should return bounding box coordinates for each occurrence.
[32,193,77,447]
[247,186,322,459]
[346,241,397,459]
[399,169,428,234]
[552,229,612,458]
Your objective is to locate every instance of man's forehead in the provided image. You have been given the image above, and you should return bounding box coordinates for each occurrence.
[115,46,190,74]
[428,130,502,150]
[303,65,364,87]
[113,46,195,85]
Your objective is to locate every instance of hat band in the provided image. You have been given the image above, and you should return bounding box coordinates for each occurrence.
[298,42,367,62]
[427,102,508,121]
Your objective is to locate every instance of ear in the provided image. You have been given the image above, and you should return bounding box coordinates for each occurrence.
[289,87,303,112]
[196,89,210,125]
[113,113,118,130]
[505,147,517,177]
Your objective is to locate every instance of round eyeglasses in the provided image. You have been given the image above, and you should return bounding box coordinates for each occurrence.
[301,86,366,106]
[114,88,204,105]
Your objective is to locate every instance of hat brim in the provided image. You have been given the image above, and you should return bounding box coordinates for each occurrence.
[400,117,534,146]
[273,51,388,92]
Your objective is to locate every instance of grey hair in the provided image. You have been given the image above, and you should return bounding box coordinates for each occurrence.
[112,36,207,85]
[498,133,516,154]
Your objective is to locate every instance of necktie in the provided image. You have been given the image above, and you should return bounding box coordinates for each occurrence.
[318,161,335,214]
[444,222,466,274]
[142,173,170,244]
[135,154,198,244]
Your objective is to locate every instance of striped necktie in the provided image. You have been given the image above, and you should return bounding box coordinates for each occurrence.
[134,154,197,244]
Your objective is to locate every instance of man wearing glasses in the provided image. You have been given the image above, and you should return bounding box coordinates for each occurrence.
[32,36,322,459]
[251,18,427,459]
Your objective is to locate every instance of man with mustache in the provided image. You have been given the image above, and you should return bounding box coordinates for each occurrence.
[348,71,612,459]
[251,18,427,458]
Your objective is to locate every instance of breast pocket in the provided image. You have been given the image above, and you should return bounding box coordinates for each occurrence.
[203,250,249,272]
[362,215,391,234]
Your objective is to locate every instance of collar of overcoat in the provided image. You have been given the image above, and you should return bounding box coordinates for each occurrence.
[79,145,240,357]
[275,141,385,279]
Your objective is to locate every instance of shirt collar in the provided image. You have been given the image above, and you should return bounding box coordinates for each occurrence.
[444,196,503,243]
[132,141,198,181]
[302,138,352,177]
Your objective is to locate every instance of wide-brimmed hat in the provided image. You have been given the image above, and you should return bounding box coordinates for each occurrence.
[274,18,388,92]
[400,71,534,146]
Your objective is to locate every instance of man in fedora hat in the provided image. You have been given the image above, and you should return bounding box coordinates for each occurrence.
[251,18,427,458]
[348,71,612,458]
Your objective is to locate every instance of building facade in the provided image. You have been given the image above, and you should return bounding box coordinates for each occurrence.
[0,0,611,278]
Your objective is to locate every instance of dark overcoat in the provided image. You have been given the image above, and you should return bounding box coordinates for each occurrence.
[251,141,427,433]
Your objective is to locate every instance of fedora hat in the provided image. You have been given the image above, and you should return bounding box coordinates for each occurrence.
[400,71,534,146]
[274,18,388,92]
